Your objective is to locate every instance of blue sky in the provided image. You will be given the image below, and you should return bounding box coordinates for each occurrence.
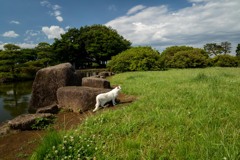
[1,0,240,54]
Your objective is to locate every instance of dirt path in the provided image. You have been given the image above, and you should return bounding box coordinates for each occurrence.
[0,94,135,160]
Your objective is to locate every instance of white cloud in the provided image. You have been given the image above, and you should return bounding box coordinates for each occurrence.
[18,43,37,49]
[2,31,19,38]
[106,0,240,53]
[52,4,61,10]
[108,5,117,11]
[54,10,61,16]
[56,16,63,22]
[10,20,20,24]
[42,25,65,39]
[40,0,63,22]
[127,5,146,15]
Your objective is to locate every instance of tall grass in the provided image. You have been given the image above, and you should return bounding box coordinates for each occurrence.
[31,68,240,159]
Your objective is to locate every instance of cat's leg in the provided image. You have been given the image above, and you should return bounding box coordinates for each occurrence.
[112,98,117,106]
[93,99,100,112]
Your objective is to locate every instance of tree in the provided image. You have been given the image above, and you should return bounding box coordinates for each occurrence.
[203,41,232,56]
[220,41,231,54]
[52,25,131,68]
[35,42,55,67]
[203,43,223,56]
[0,49,20,79]
[107,46,162,72]
[3,44,20,51]
[52,28,85,68]
[236,44,240,57]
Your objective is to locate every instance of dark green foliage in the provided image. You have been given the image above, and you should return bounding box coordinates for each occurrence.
[160,46,209,68]
[52,25,131,68]
[212,54,239,67]
[169,49,209,68]
[31,117,54,130]
[107,46,162,72]
[3,44,21,51]
[204,41,231,56]
[236,44,240,57]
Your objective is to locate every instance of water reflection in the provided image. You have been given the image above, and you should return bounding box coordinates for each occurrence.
[0,81,32,123]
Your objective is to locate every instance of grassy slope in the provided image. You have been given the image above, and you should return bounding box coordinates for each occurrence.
[32,68,240,159]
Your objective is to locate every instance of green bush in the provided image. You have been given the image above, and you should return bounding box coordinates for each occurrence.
[107,46,163,72]
[160,46,209,68]
[212,54,238,67]
[169,48,209,68]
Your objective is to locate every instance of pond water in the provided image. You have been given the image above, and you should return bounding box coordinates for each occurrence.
[0,69,106,124]
[0,81,32,123]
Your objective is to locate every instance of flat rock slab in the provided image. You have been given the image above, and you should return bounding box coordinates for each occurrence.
[0,122,11,136]
[57,86,111,112]
[82,77,111,89]
[8,113,53,130]
[36,104,59,114]
[98,71,114,78]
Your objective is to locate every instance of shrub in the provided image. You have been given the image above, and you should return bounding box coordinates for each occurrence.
[107,46,163,72]
[212,54,238,67]
[160,46,209,68]
[169,49,209,68]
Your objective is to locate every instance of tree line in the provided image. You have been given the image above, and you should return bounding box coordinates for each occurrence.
[0,24,240,81]
[0,25,131,82]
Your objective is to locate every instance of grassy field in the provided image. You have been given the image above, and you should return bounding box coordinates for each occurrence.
[31,68,240,160]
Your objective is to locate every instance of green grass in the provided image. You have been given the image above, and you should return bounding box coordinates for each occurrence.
[31,68,240,159]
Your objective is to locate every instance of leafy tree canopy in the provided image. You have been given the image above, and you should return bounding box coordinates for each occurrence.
[52,24,131,68]
[212,54,238,67]
[107,46,162,72]
[236,44,240,57]
[3,44,20,51]
[160,46,208,68]
[203,41,231,56]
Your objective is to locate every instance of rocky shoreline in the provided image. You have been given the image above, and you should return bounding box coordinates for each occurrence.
[0,63,114,136]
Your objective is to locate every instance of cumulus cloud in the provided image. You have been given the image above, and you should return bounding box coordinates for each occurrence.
[106,0,240,52]
[42,25,65,39]
[127,5,146,15]
[2,31,19,38]
[40,0,63,22]
[10,20,20,24]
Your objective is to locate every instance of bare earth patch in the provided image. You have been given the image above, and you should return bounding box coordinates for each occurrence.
[0,93,136,160]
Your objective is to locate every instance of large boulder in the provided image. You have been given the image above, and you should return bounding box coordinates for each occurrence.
[8,113,53,130]
[57,86,111,112]
[82,77,111,89]
[29,63,79,113]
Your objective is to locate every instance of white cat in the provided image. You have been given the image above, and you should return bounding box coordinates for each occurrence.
[93,86,121,112]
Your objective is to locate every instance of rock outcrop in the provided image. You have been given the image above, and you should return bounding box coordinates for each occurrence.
[8,113,53,130]
[29,63,79,113]
[57,86,111,112]
[98,71,114,78]
[82,77,111,89]
[36,104,59,114]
